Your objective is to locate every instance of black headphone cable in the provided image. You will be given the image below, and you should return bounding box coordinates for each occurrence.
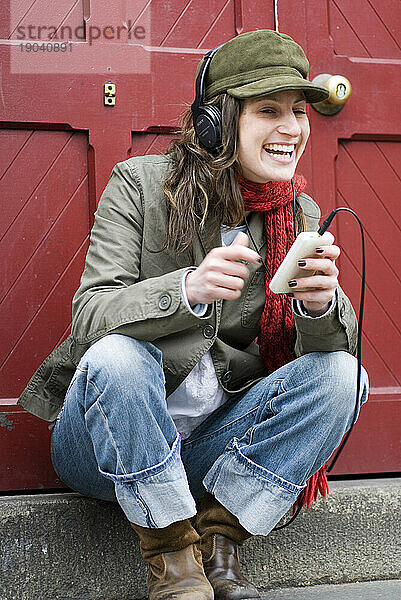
[244,199,366,530]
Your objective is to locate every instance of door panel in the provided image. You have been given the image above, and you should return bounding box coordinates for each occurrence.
[337,141,401,388]
[329,0,401,59]
[0,130,89,395]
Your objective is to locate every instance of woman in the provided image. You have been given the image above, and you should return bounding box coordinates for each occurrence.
[19,30,368,600]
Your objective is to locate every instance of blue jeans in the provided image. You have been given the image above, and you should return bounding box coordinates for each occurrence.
[50,334,368,536]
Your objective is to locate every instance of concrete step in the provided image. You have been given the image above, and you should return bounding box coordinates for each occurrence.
[1,478,400,600]
[262,580,401,599]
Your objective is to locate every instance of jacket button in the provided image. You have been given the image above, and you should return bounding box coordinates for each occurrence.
[158,294,172,311]
[203,324,215,339]
[340,303,346,318]
[222,371,232,384]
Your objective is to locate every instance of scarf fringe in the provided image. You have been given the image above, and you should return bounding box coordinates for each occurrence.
[292,464,329,513]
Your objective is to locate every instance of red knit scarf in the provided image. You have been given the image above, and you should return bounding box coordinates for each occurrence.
[239,174,329,511]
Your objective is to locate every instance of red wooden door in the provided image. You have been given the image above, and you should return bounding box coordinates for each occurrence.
[280,0,401,474]
[1,1,400,492]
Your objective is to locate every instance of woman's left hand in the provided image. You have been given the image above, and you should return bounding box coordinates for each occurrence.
[287,244,340,317]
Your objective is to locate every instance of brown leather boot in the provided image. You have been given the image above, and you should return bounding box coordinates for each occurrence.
[202,534,260,600]
[147,544,214,599]
[196,493,260,599]
[130,519,213,599]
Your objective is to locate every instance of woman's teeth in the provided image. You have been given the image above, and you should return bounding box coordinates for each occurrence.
[263,144,295,156]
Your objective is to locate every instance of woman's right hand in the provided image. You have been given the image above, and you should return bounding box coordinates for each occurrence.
[185,232,262,306]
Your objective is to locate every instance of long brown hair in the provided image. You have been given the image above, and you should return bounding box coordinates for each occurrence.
[163,93,306,256]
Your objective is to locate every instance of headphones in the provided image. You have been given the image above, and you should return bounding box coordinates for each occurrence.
[191,44,296,220]
[191,45,224,150]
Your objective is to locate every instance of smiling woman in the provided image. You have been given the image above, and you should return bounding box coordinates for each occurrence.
[18,28,369,600]
[237,91,310,183]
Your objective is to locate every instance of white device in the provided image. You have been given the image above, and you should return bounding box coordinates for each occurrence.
[269,231,334,294]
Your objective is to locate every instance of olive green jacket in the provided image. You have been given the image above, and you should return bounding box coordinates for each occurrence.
[18,155,357,422]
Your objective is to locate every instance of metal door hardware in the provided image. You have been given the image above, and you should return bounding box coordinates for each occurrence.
[311,74,352,115]
[104,83,116,106]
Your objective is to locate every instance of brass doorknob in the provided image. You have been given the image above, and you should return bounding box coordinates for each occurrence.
[311,74,352,115]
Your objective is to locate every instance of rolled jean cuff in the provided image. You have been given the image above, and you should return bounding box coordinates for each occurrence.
[99,435,197,528]
[203,438,304,536]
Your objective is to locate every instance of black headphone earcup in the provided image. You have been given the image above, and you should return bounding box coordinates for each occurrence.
[191,45,224,150]
[193,105,222,150]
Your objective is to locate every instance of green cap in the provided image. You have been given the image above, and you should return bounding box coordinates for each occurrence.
[201,30,329,104]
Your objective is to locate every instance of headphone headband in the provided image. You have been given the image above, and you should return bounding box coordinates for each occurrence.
[193,45,223,110]
[191,45,224,150]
